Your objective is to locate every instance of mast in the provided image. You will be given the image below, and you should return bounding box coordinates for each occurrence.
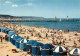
[60,18,61,21]
[55,16,57,21]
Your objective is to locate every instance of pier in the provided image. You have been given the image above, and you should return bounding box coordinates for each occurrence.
[0,19,57,22]
[0,18,78,22]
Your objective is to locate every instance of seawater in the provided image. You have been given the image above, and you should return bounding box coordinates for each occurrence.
[10,21,80,32]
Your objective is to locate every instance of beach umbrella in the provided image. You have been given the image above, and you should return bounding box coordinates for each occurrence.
[26,40,36,52]
[70,48,80,56]
[19,38,29,50]
[53,46,67,56]
[41,44,54,56]
[8,31,16,41]
[32,42,44,55]
[15,37,24,48]
[11,34,20,45]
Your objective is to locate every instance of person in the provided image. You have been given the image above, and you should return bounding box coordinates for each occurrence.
[0,28,1,32]
[1,37,3,43]
[46,33,48,37]
[31,32,33,36]
[69,38,71,41]
[67,48,69,56]
[74,40,76,44]
[63,40,65,44]
[52,37,54,40]
[63,44,66,47]
[73,43,77,47]
[79,38,80,43]
[0,35,1,39]
[6,55,9,56]
[27,36,29,39]
[68,29,69,33]
[5,35,8,41]
[56,40,58,45]
[52,40,55,45]
[65,38,66,40]
[39,34,41,38]
[59,40,62,45]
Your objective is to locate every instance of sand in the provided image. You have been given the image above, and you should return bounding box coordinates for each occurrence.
[0,22,80,56]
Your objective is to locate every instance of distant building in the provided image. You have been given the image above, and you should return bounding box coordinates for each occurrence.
[67,16,68,20]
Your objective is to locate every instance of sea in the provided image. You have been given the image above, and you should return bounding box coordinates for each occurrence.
[10,18,80,32]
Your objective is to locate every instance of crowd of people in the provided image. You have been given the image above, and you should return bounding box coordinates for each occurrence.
[0,22,80,56]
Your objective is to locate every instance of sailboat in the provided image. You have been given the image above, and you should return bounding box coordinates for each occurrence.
[59,18,62,21]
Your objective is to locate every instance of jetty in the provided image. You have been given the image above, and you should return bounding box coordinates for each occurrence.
[0,19,57,22]
[0,18,78,22]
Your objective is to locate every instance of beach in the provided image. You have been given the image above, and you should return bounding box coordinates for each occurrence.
[0,22,80,56]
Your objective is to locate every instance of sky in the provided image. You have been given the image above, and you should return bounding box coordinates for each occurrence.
[0,0,80,18]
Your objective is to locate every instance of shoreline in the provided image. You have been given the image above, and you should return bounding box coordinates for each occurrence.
[9,21,79,32]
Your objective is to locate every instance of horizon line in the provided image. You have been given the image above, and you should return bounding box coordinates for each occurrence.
[0,14,80,19]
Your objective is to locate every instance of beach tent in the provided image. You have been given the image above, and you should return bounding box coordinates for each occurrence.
[8,31,16,36]
[0,27,12,34]
[10,35,14,43]
[41,44,54,56]
[70,48,80,56]
[26,40,36,53]
[32,42,44,56]
[5,28,12,34]
[15,37,24,48]
[19,38,29,50]
[0,27,4,32]
[11,34,20,45]
[10,34,18,44]
[1,27,6,33]
[2,28,10,33]
[53,46,67,56]
[0,27,2,32]
[8,31,16,41]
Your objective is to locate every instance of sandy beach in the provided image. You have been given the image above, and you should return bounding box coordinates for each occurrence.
[0,22,80,56]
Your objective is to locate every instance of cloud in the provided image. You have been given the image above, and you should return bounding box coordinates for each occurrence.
[21,3,33,6]
[12,4,18,7]
[27,0,35,1]
[5,1,12,4]
[27,3,32,6]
